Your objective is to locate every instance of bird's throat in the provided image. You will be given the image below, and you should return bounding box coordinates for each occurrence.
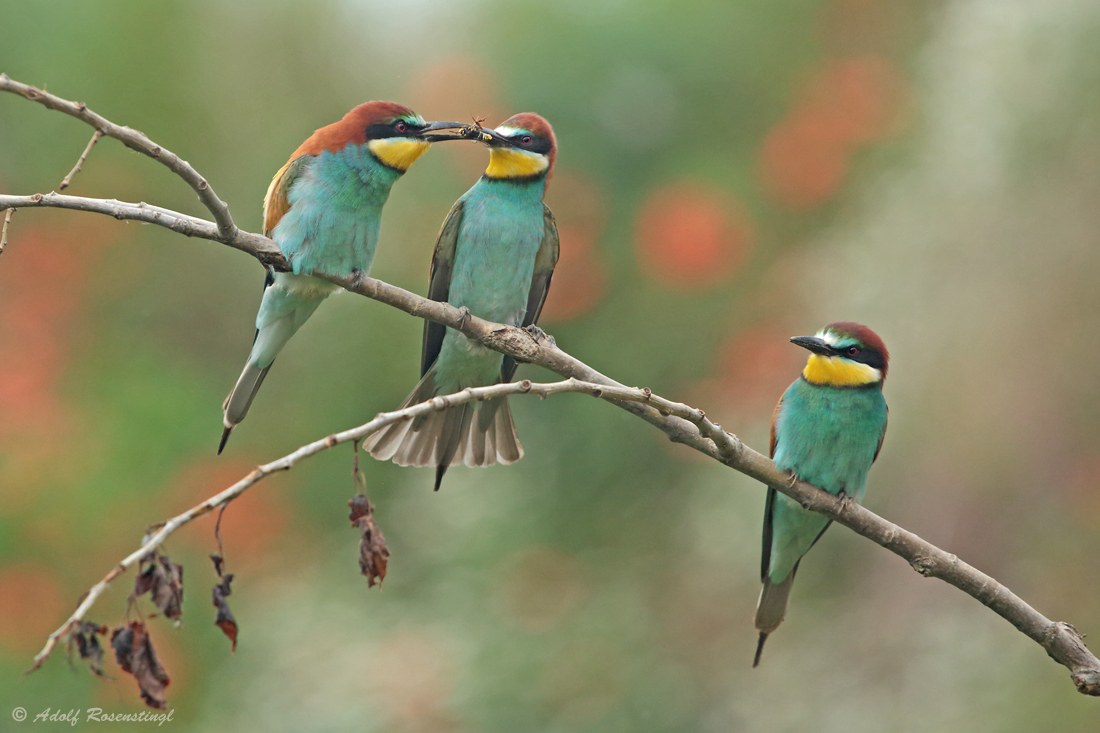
[802,354,881,387]
[485,148,548,180]
[368,138,430,172]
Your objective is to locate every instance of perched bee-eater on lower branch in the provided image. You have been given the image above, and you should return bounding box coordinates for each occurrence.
[219,104,465,453]
[367,113,560,491]
[754,322,889,666]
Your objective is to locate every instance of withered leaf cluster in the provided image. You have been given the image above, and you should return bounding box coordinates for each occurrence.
[349,493,389,587]
[210,553,238,652]
[133,552,183,621]
[68,621,109,678]
[110,621,170,709]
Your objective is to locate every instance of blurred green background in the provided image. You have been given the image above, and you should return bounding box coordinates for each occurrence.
[3,0,1100,729]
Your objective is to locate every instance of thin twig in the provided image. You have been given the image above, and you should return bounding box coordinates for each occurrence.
[0,73,237,239]
[0,208,13,256]
[58,129,103,191]
[3,74,1098,696]
[28,378,650,672]
[0,193,284,269]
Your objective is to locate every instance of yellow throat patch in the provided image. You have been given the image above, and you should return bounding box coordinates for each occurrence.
[802,354,881,387]
[368,138,430,172]
[485,147,549,179]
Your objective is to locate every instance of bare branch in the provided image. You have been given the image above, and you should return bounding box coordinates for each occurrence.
[0,73,237,239]
[3,74,1097,696]
[58,129,103,190]
[0,192,284,269]
[28,378,668,672]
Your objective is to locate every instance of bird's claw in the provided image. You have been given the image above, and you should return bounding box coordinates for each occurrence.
[456,306,472,329]
[838,490,855,513]
[350,268,365,290]
[525,324,555,347]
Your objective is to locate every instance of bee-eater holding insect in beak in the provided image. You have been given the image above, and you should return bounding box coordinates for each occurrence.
[218,104,465,453]
[754,322,889,666]
[366,113,560,491]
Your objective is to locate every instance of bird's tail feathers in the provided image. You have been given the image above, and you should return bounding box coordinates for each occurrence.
[219,362,272,454]
[365,371,524,489]
[752,571,797,667]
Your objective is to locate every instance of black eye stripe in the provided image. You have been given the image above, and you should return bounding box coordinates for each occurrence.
[365,120,421,139]
[837,344,885,370]
[509,134,552,155]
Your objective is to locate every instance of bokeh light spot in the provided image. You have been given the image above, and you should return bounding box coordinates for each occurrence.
[541,172,609,323]
[634,182,754,290]
[170,457,293,569]
[759,55,907,209]
[0,563,66,656]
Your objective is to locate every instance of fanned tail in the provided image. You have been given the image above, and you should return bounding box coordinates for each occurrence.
[366,370,524,490]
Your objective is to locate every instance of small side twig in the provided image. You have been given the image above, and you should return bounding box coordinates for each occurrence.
[0,73,237,239]
[0,208,13,256]
[59,129,103,191]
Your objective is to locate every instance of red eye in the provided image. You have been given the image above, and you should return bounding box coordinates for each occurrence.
[521,135,532,145]
[847,346,860,356]
[395,121,407,133]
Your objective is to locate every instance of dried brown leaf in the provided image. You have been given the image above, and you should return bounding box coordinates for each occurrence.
[69,622,109,678]
[133,554,183,621]
[349,495,389,587]
[212,574,238,652]
[110,621,170,709]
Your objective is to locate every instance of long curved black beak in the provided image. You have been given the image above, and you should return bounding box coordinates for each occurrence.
[790,336,835,356]
[419,120,468,143]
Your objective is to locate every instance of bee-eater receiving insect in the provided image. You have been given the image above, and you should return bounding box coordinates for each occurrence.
[219,104,465,453]
[366,113,560,491]
[754,322,889,666]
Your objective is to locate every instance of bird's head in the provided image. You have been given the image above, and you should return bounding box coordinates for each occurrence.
[475,113,557,186]
[306,101,464,172]
[791,321,889,387]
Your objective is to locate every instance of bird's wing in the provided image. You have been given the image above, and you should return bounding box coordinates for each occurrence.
[263,154,311,237]
[421,199,466,377]
[873,410,889,464]
[501,204,561,383]
[760,394,786,580]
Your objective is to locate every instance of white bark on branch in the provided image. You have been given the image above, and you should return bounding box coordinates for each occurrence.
[3,75,1098,696]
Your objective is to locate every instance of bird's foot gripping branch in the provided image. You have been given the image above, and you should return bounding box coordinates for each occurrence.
[1,73,1097,703]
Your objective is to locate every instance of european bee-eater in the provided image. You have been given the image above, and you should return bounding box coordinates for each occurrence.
[366,113,560,491]
[754,321,889,666]
[219,104,464,453]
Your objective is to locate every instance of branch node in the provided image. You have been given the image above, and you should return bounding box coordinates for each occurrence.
[910,555,937,577]
[641,387,652,400]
